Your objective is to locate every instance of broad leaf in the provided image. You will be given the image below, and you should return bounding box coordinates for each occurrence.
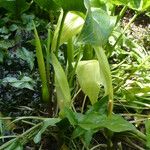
[60,12,84,45]
[78,8,116,46]
[34,0,59,12]
[79,113,136,132]
[64,108,78,126]
[2,76,35,90]
[110,0,150,12]
[34,118,61,143]
[89,0,108,10]
[54,0,85,12]
[52,53,71,110]
[86,96,109,115]
[0,0,30,15]
[16,47,35,70]
[76,60,101,104]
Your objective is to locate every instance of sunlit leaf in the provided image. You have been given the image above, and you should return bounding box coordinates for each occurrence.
[79,113,136,132]
[60,12,84,45]
[94,46,113,100]
[109,0,129,6]
[78,8,116,46]
[110,0,150,12]
[76,60,101,104]
[52,53,71,110]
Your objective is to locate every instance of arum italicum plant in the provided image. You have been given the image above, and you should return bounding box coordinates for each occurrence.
[1,0,150,149]
[33,0,116,116]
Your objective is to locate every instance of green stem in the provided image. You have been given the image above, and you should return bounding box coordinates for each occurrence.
[69,46,83,87]
[55,11,67,57]
[116,5,128,25]
[113,12,139,48]
[67,38,74,72]
[46,29,51,92]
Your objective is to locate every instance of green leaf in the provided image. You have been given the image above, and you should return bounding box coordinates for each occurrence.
[110,0,150,12]
[0,0,30,15]
[52,53,71,111]
[16,47,35,70]
[79,113,136,132]
[83,130,94,147]
[86,96,109,115]
[5,141,23,150]
[34,0,59,12]
[0,40,15,49]
[2,76,35,90]
[78,8,116,46]
[145,120,150,148]
[60,12,84,45]
[94,46,113,101]
[34,118,61,143]
[109,0,129,6]
[73,127,86,138]
[76,60,101,104]
[0,50,5,63]
[89,0,108,10]
[54,0,85,12]
[64,108,78,126]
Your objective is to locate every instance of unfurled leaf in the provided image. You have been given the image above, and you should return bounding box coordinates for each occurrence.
[78,8,116,46]
[60,12,84,45]
[52,53,71,110]
[76,60,101,104]
[94,46,113,101]
[2,76,35,90]
[33,22,50,102]
[34,118,61,143]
